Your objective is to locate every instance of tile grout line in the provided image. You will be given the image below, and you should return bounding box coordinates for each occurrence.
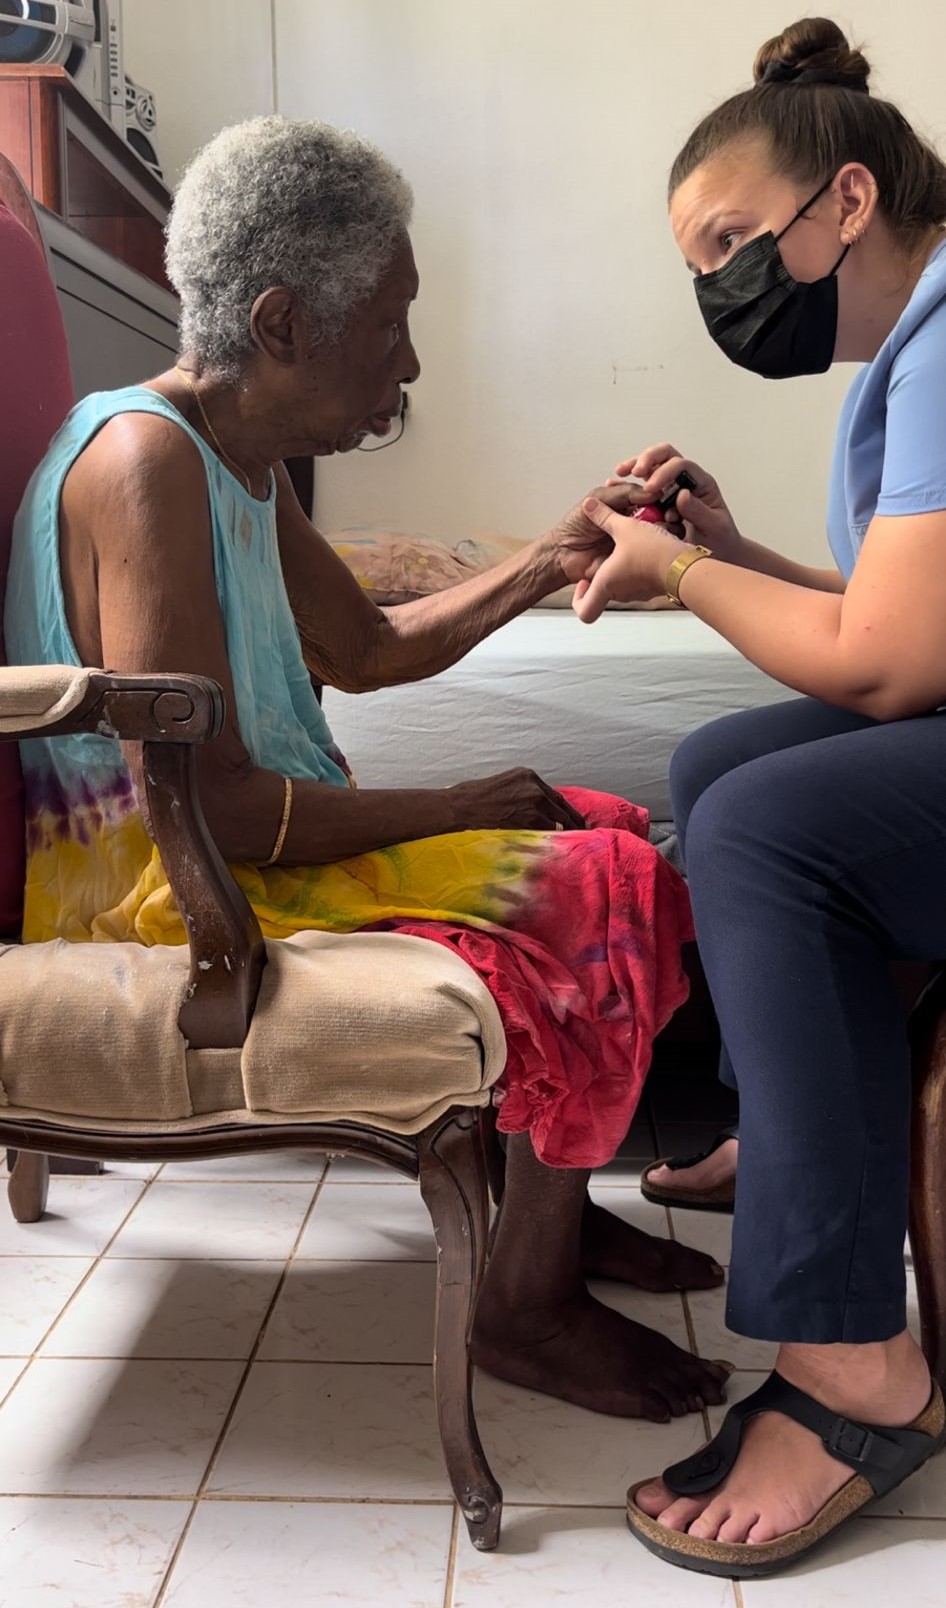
[103,1175,325,1188]
[732,1580,746,1608]
[151,1501,199,1598]
[77,1177,324,1189]
[0,1489,461,1507]
[680,1289,700,1358]
[153,1166,333,1603]
[0,1250,436,1266]
[1,1479,939,1517]
[0,1489,940,1516]
[0,1357,28,1411]
[200,1175,324,1477]
[197,1497,626,1512]
[440,1504,460,1608]
[0,1354,438,1367]
[7,1169,163,1385]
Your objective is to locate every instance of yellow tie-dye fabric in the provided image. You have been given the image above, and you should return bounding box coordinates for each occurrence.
[21,804,546,946]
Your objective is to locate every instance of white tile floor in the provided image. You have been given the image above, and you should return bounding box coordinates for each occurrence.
[0,1122,943,1607]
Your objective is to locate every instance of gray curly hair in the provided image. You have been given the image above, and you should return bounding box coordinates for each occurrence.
[165,117,414,380]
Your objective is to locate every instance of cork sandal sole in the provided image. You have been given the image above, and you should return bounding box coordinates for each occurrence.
[640,1128,737,1213]
[640,1159,735,1213]
[626,1382,946,1579]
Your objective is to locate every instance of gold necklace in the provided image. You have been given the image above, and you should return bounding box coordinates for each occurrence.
[175,366,253,495]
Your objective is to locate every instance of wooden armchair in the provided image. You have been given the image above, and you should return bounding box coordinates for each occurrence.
[0,669,506,1551]
[0,156,504,1551]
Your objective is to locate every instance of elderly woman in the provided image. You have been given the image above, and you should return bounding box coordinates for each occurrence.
[5,117,729,1421]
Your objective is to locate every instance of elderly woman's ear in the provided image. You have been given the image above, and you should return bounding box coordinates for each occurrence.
[248,288,307,367]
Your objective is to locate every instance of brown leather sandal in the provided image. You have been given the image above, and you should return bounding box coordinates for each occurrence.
[640,1126,737,1213]
[626,1370,946,1578]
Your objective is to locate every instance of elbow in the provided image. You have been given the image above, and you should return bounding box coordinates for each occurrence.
[322,670,381,695]
[834,640,940,722]
[858,689,938,723]
[341,617,409,692]
[302,654,370,696]
[343,666,389,694]
[844,679,939,724]
[316,663,388,694]
[197,762,267,861]
[201,803,253,863]
[302,631,391,695]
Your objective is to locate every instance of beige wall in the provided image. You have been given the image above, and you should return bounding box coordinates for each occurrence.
[122,1,946,567]
[122,0,275,187]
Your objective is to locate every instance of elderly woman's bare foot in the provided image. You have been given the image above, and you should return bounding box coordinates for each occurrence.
[634,1331,931,1540]
[582,1199,724,1290]
[471,1290,732,1420]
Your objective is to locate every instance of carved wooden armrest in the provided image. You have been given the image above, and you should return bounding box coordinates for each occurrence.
[0,669,265,1050]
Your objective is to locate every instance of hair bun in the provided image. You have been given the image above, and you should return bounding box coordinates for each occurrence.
[753,16,871,93]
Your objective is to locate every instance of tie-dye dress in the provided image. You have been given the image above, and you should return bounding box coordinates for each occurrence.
[5,387,693,1168]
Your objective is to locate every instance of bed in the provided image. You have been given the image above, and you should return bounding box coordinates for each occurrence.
[322,611,795,852]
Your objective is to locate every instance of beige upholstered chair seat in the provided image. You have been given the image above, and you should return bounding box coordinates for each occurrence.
[0,929,506,1133]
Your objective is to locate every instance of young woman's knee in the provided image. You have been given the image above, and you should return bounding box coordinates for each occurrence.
[670,717,748,849]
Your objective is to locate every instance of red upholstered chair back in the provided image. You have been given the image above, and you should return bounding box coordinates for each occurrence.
[0,155,75,935]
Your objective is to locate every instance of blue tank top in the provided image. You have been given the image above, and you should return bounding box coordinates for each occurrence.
[3,386,351,942]
[5,385,350,787]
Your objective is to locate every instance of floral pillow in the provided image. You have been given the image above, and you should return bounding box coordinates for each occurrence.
[328,529,673,609]
[328,530,479,606]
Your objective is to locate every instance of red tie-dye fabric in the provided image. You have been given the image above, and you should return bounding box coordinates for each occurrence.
[385,787,693,1169]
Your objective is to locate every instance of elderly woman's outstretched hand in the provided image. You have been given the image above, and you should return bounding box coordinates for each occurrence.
[541,483,639,585]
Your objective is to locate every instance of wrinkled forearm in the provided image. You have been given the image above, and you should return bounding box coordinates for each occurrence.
[362,536,565,688]
[197,756,462,864]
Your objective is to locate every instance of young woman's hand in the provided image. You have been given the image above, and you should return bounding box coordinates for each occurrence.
[541,481,637,585]
[570,499,684,623]
[610,443,744,564]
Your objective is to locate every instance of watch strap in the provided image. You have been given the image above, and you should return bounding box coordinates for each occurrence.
[665,544,713,607]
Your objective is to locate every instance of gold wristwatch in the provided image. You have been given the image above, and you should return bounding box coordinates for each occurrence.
[665,544,713,608]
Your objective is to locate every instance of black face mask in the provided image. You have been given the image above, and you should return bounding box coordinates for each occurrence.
[694,180,850,379]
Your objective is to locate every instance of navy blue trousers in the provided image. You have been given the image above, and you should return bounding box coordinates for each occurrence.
[670,696,946,1343]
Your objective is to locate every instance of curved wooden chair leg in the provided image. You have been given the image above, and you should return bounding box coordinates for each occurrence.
[418,1109,502,1552]
[909,971,946,1389]
[8,1151,50,1224]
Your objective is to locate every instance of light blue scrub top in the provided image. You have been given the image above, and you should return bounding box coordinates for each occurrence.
[827,237,946,579]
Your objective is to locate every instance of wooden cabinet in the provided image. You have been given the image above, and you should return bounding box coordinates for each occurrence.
[0,71,316,513]
[0,64,172,291]
[41,208,179,399]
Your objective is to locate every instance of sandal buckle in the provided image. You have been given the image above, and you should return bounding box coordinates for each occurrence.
[827,1420,873,1464]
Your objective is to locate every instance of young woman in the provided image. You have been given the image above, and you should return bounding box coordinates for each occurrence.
[575,15,946,1580]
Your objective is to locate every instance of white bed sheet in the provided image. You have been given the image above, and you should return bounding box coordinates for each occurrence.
[323,610,795,822]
